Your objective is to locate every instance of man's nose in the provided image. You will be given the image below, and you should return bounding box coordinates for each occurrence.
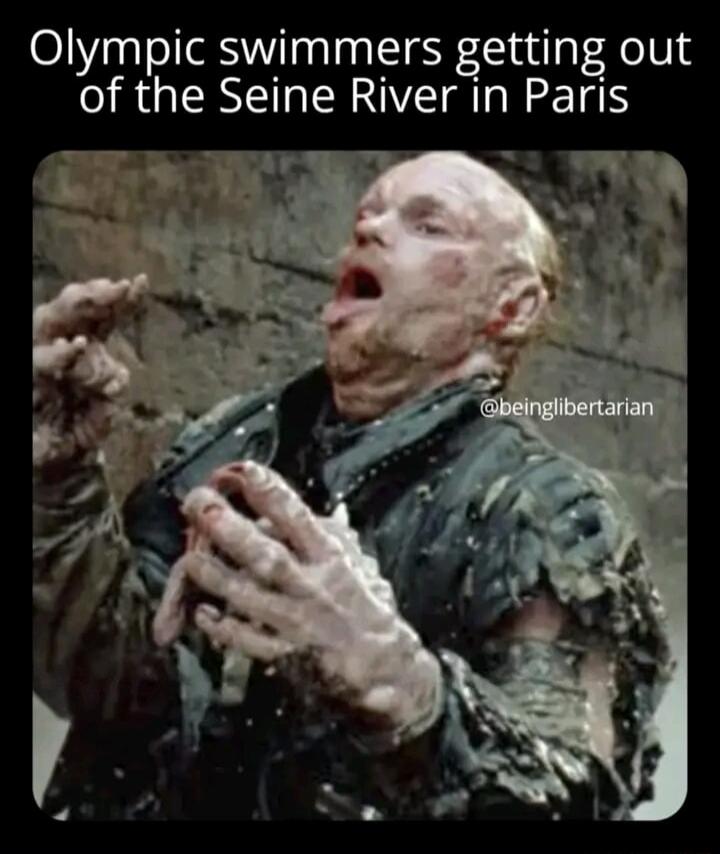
[354,212,392,248]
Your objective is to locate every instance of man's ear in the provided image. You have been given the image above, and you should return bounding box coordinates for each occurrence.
[484,276,548,341]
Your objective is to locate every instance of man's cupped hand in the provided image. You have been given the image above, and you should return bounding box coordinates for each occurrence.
[152,461,441,736]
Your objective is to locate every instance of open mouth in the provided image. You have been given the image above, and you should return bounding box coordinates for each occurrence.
[337,267,383,301]
[323,266,384,328]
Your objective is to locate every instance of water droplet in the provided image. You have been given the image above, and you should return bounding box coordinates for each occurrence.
[234,425,246,437]
[113,767,125,780]
[306,477,315,488]
[265,403,276,412]
[246,717,254,727]
[361,805,381,820]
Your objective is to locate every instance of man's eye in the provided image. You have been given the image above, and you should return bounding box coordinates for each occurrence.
[417,220,448,236]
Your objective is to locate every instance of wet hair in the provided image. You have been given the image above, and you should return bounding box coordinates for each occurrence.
[523,205,563,304]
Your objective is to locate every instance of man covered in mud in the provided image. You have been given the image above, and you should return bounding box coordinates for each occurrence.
[33,152,672,820]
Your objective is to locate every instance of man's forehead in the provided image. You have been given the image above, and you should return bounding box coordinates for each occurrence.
[362,154,520,214]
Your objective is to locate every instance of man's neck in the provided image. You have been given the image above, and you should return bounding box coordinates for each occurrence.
[425,350,507,397]
[332,351,507,425]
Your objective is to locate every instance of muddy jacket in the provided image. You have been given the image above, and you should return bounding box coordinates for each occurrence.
[33,364,672,820]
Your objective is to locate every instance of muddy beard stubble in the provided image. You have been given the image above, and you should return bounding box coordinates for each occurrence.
[326,304,474,419]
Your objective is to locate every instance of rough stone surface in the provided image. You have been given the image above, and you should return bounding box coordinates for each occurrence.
[32,150,687,818]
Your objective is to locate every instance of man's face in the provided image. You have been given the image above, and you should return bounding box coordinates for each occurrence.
[322,154,529,421]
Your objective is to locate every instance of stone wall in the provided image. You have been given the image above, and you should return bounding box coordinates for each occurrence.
[32,150,687,818]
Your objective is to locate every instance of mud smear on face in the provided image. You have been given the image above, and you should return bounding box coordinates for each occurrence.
[324,257,479,420]
[323,264,388,391]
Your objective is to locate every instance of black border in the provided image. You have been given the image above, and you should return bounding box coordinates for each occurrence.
[22,17,701,853]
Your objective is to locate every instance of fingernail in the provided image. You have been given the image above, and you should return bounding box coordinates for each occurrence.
[242,460,269,486]
[201,503,224,523]
[194,610,211,630]
[183,486,224,519]
[208,463,246,495]
[196,603,221,622]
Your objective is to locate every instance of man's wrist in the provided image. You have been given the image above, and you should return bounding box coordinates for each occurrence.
[349,650,445,755]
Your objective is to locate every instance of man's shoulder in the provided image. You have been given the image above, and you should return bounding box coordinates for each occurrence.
[454,413,660,634]
[460,412,629,520]
[457,414,641,583]
[161,386,278,469]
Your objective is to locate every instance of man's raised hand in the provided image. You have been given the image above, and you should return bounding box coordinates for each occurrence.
[33,275,148,468]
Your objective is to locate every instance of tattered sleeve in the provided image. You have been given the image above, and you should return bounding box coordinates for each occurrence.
[33,453,177,723]
[349,457,673,820]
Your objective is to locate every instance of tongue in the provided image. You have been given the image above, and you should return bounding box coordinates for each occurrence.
[322,299,373,326]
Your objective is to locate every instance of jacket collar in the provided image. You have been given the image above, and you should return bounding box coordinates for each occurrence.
[274,362,503,508]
